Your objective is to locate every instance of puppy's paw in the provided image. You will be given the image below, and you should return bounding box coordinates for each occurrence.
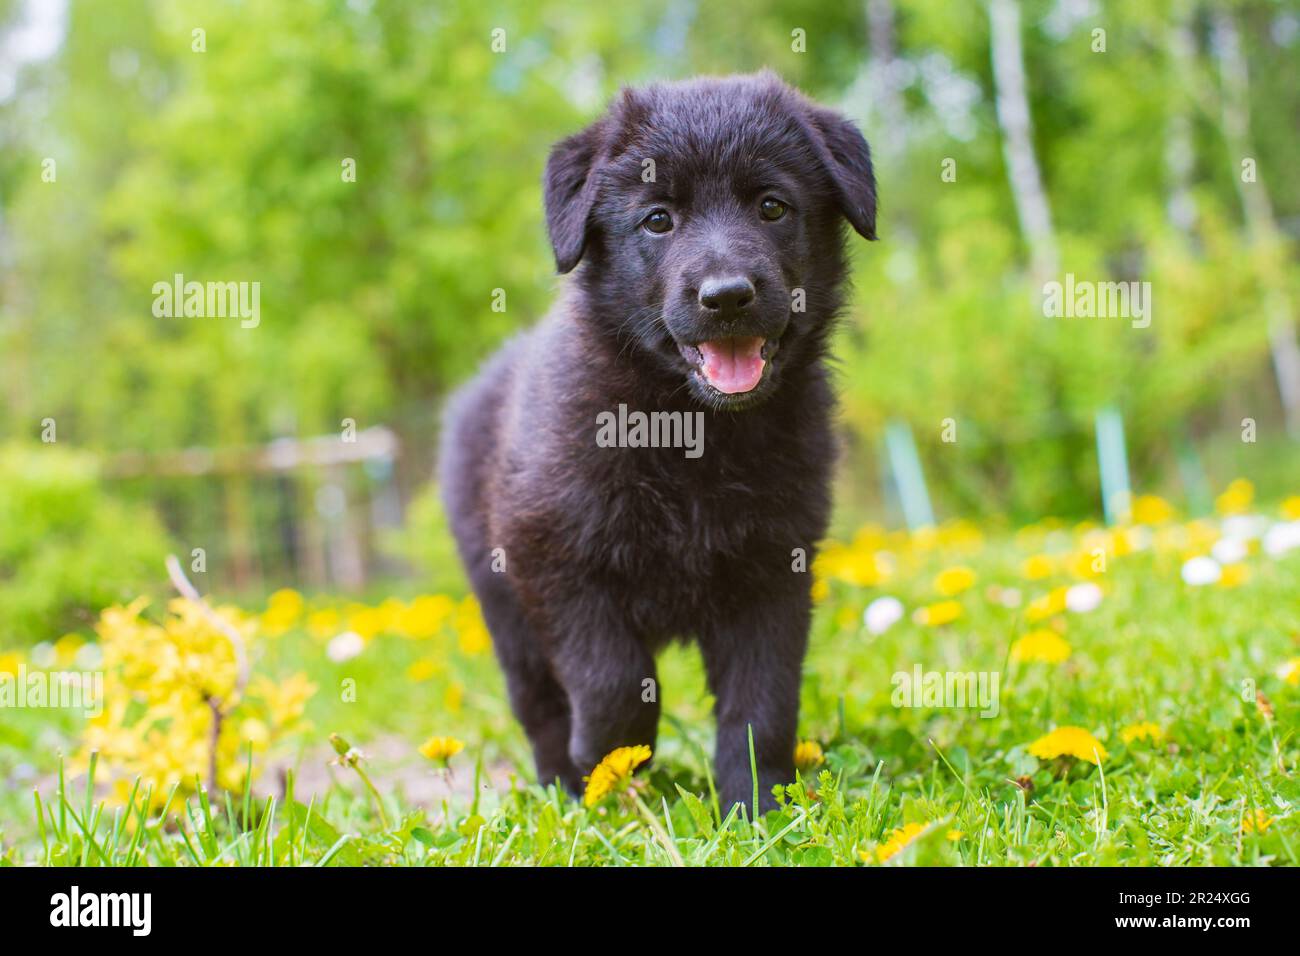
[537,763,584,798]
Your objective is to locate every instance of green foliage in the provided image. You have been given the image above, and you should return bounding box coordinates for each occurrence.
[1,0,1298,541]
[379,483,467,595]
[837,208,1292,517]
[0,444,171,643]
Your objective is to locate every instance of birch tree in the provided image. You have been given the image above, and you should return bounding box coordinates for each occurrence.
[988,0,1057,281]
[1212,9,1300,437]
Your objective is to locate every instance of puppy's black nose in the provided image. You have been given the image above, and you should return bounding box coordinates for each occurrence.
[699,276,755,312]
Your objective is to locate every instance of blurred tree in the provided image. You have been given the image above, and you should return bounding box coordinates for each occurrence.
[0,0,1297,573]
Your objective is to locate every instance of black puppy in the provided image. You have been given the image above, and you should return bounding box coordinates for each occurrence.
[440,71,875,814]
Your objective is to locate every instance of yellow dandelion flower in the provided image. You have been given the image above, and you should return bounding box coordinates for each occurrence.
[1282,496,1300,521]
[794,740,825,772]
[406,658,439,682]
[419,735,465,763]
[946,829,963,841]
[1110,527,1140,557]
[1241,809,1273,834]
[851,523,888,552]
[399,594,454,639]
[936,520,984,553]
[815,543,886,587]
[1217,564,1248,589]
[914,600,963,627]
[1027,726,1108,765]
[454,596,492,655]
[260,588,304,636]
[305,608,341,640]
[810,577,830,603]
[1130,494,1175,526]
[1020,554,1055,580]
[1276,659,1300,686]
[53,633,84,667]
[1215,478,1254,516]
[1119,721,1164,744]
[1010,629,1072,664]
[1025,587,1068,623]
[583,745,652,807]
[871,822,929,862]
[345,604,386,640]
[934,566,976,596]
[0,651,23,676]
[1066,549,1104,579]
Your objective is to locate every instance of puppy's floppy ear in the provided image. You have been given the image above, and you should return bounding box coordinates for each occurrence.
[806,107,878,241]
[543,119,606,274]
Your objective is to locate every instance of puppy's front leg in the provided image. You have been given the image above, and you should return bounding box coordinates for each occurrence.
[547,600,661,779]
[700,590,810,817]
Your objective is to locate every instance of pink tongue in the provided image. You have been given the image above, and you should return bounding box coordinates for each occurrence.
[698,337,766,394]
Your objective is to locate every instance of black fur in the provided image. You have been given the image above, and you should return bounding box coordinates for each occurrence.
[440,71,875,814]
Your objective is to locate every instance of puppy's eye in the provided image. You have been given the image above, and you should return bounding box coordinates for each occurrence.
[759,197,788,221]
[642,209,673,234]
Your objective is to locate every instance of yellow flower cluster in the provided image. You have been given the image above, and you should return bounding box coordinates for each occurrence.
[82,597,316,803]
[808,483,1288,651]
[816,540,891,588]
[259,589,488,654]
[814,521,983,591]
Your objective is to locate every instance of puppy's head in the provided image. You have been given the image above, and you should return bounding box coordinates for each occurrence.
[544,71,876,409]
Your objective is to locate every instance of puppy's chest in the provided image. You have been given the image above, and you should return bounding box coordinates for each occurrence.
[581,452,816,578]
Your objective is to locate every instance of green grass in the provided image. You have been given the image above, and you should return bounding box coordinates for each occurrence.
[2,515,1298,866]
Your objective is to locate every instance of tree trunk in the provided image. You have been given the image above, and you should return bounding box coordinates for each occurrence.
[1164,3,1197,238]
[866,0,907,165]
[1213,9,1300,438]
[988,0,1058,282]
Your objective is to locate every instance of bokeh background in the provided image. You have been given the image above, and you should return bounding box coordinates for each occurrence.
[3,0,1299,641]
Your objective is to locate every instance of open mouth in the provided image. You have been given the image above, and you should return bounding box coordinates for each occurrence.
[678,336,772,395]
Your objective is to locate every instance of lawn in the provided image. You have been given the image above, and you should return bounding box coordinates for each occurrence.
[1,485,1298,867]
